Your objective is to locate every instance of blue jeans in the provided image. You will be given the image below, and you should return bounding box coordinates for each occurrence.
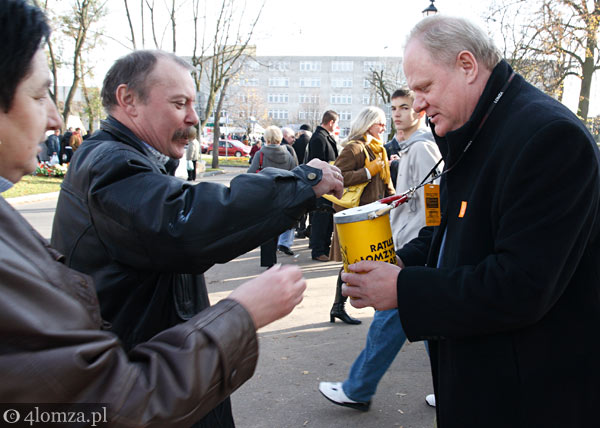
[277,228,294,248]
[342,309,408,403]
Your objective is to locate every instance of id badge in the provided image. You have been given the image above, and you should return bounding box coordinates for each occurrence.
[424,184,441,226]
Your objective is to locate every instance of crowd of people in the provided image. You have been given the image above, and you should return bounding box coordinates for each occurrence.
[1,1,599,427]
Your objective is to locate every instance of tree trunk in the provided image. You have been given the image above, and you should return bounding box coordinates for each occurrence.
[212,78,230,169]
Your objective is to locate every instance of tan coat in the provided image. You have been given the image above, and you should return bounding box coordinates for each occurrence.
[329,139,395,261]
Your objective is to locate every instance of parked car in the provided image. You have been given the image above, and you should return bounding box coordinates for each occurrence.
[207,139,251,157]
[199,137,209,154]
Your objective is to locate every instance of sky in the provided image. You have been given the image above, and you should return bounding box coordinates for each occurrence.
[62,0,598,116]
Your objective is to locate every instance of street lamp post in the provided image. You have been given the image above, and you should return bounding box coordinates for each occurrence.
[422,0,438,17]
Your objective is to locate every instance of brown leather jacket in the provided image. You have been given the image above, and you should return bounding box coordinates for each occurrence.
[0,197,258,427]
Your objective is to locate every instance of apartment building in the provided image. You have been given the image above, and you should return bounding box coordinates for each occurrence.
[221,55,404,138]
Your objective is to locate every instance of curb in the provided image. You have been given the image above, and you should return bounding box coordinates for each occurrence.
[5,192,59,205]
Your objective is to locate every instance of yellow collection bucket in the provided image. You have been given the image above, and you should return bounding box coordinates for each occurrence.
[334,202,396,273]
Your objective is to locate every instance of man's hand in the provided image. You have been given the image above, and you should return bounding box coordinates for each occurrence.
[341,261,401,311]
[306,159,344,199]
[228,265,306,329]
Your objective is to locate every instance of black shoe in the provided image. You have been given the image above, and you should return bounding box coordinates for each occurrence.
[277,245,294,256]
[330,303,361,324]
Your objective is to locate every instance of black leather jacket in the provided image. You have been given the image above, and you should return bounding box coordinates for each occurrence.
[51,116,322,350]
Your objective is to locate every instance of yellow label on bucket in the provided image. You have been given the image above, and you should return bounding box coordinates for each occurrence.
[336,213,396,273]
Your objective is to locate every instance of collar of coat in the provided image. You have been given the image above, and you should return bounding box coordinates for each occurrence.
[99,115,171,168]
[434,59,517,166]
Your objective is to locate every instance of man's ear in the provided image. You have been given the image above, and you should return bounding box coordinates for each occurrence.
[456,50,478,83]
[114,84,139,116]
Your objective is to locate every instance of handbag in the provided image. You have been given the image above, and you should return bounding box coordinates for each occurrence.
[322,143,370,209]
[256,151,264,172]
[322,181,368,208]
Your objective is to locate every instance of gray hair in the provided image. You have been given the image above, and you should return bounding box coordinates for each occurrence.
[264,125,283,145]
[101,50,193,113]
[407,15,502,70]
[281,127,295,139]
[343,106,386,145]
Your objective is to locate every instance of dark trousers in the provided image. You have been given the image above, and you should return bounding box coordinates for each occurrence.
[190,397,234,428]
[260,236,278,267]
[310,197,333,258]
[187,160,197,181]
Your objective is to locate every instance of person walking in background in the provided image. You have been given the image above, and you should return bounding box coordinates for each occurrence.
[327,106,395,325]
[45,128,60,161]
[70,127,83,151]
[306,111,339,261]
[249,138,262,163]
[342,15,600,427]
[295,124,313,238]
[51,49,343,428]
[0,1,328,426]
[319,89,441,410]
[186,127,201,181]
[295,124,312,164]
[281,126,299,165]
[59,126,73,164]
[248,125,298,267]
[277,125,301,255]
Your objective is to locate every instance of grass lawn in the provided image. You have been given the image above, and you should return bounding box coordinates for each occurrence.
[1,175,63,198]
[200,154,250,167]
[1,155,246,199]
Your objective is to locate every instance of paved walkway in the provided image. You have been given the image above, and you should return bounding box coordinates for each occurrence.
[7,165,435,428]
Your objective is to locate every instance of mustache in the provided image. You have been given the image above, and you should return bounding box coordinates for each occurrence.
[172,127,196,141]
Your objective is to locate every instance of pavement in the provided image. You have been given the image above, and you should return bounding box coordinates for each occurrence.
[7,165,435,428]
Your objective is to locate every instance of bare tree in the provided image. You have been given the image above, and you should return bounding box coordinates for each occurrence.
[35,0,106,127]
[123,0,137,49]
[486,0,600,120]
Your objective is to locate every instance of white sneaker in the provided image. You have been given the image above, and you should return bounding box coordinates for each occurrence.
[318,382,370,412]
[425,393,436,407]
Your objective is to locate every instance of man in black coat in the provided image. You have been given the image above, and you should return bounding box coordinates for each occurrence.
[305,111,339,261]
[59,126,73,164]
[342,16,600,428]
[52,50,344,428]
[294,123,311,164]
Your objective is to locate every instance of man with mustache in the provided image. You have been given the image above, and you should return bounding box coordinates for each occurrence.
[51,50,343,428]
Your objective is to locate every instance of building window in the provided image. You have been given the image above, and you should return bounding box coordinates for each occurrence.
[298,94,320,104]
[268,61,290,71]
[363,61,383,72]
[298,111,320,121]
[363,79,372,89]
[332,61,354,72]
[268,109,288,120]
[300,78,321,88]
[339,111,352,121]
[299,61,321,72]
[246,60,260,71]
[267,93,289,103]
[330,94,352,104]
[331,78,353,88]
[268,77,289,87]
[239,78,259,87]
[340,127,350,138]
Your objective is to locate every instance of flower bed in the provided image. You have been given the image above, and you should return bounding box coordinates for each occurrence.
[36,162,68,177]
